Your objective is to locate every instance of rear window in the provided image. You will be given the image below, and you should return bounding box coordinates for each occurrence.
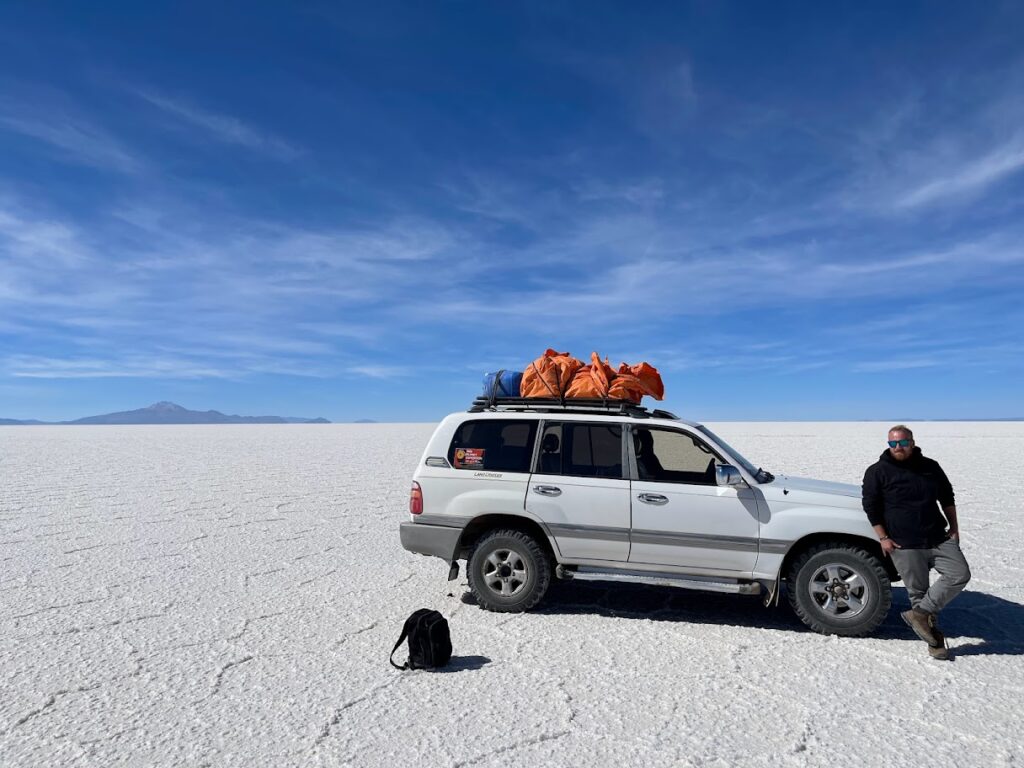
[447,420,538,473]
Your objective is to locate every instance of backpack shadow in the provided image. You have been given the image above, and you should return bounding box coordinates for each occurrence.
[433,655,492,673]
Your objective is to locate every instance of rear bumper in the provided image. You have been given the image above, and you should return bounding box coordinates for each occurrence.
[400,521,462,561]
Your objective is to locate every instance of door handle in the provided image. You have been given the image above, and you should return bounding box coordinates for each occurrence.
[533,485,562,497]
[638,493,668,504]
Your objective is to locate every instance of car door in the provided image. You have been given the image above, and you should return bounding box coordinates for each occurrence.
[628,426,760,573]
[526,421,631,562]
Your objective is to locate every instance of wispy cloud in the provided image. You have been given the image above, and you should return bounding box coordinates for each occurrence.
[209,333,335,357]
[4,354,237,379]
[298,321,378,340]
[571,177,666,206]
[137,90,300,159]
[839,71,1024,214]
[853,358,941,373]
[0,111,140,172]
[350,365,413,379]
[851,338,1024,374]
[0,204,147,311]
[0,194,466,380]
[894,138,1024,209]
[407,219,1024,336]
[0,208,92,266]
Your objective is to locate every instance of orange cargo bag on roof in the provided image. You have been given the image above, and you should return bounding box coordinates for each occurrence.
[613,362,664,401]
[520,349,584,398]
[565,352,615,399]
[607,370,644,402]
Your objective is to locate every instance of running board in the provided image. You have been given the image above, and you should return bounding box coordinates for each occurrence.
[557,565,761,595]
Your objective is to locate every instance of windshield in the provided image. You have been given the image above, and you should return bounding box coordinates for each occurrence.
[695,425,773,483]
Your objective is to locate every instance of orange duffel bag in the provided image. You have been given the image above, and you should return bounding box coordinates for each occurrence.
[614,361,664,401]
[565,352,616,398]
[607,370,644,402]
[520,349,584,398]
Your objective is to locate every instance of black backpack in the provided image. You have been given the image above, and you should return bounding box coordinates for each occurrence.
[389,609,452,670]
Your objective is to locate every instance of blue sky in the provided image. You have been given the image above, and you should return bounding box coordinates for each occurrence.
[2,2,1023,422]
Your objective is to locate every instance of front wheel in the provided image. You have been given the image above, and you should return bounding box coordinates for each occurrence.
[467,529,551,612]
[786,543,891,637]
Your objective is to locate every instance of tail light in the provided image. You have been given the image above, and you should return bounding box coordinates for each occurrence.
[409,481,423,515]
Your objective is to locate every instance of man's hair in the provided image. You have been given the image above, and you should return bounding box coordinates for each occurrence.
[888,424,914,439]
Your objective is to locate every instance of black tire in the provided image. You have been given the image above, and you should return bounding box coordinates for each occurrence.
[786,542,891,637]
[467,529,551,612]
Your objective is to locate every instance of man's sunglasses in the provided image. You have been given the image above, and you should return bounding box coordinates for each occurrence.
[888,439,912,448]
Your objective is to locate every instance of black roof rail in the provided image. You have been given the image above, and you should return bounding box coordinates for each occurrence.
[468,396,677,420]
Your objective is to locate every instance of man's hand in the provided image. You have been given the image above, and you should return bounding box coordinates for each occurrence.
[881,538,900,556]
[944,506,960,544]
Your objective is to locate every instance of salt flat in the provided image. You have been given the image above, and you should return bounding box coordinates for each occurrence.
[1,422,1022,767]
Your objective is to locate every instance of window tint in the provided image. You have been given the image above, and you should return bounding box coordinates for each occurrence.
[448,420,537,473]
[633,428,721,485]
[535,422,623,479]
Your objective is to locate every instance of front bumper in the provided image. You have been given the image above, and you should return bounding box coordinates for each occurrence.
[400,521,462,561]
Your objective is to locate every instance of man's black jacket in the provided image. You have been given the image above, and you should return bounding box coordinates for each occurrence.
[862,447,955,549]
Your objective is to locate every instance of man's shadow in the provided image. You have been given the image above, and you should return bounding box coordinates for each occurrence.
[469,580,1024,655]
[917,591,1024,657]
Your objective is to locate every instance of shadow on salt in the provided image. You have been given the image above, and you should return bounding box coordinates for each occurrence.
[457,581,1024,656]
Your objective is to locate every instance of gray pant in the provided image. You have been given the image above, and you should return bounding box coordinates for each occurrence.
[890,538,972,615]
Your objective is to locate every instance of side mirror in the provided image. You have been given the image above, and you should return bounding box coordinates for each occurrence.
[716,464,745,487]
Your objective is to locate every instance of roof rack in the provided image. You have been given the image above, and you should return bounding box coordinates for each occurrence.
[469,396,678,420]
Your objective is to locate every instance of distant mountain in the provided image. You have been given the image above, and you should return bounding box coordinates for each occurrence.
[0,402,330,425]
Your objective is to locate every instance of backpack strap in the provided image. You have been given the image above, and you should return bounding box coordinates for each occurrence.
[389,627,411,670]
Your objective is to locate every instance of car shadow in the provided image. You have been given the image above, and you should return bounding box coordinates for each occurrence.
[459,580,1024,654]
[534,579,865,634]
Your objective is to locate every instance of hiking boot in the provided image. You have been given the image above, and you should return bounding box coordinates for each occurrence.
[901,607,939,646]
[928,641,950,660]
[928,615,950,661]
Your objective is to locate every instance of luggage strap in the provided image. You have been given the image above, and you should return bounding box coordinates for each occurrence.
[488,369,505,407]
[530,361,561,399]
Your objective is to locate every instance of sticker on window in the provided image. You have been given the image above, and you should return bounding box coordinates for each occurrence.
[454,448,485,469]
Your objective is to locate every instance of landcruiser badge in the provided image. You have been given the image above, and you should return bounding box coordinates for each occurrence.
[454,448,485,468]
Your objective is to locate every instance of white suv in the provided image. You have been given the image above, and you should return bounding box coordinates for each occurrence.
[400,399,896,636]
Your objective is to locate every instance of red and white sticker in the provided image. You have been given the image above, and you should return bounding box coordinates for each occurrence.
[454,448,485,469]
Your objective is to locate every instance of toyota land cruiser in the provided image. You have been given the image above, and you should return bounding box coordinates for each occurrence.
[400,398,895,636]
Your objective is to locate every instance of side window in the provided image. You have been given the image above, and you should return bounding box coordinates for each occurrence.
[536,422,623,479]
[633,428,721,485]
[448,420,537,473]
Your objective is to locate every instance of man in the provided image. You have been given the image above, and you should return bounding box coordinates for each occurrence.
[862,425,971,660]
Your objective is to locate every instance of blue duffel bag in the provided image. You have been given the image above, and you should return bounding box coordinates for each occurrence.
[482,370,523,399]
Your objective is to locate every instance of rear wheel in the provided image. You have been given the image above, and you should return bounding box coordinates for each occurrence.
[787,543,891,637]
[467,529,551,612]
